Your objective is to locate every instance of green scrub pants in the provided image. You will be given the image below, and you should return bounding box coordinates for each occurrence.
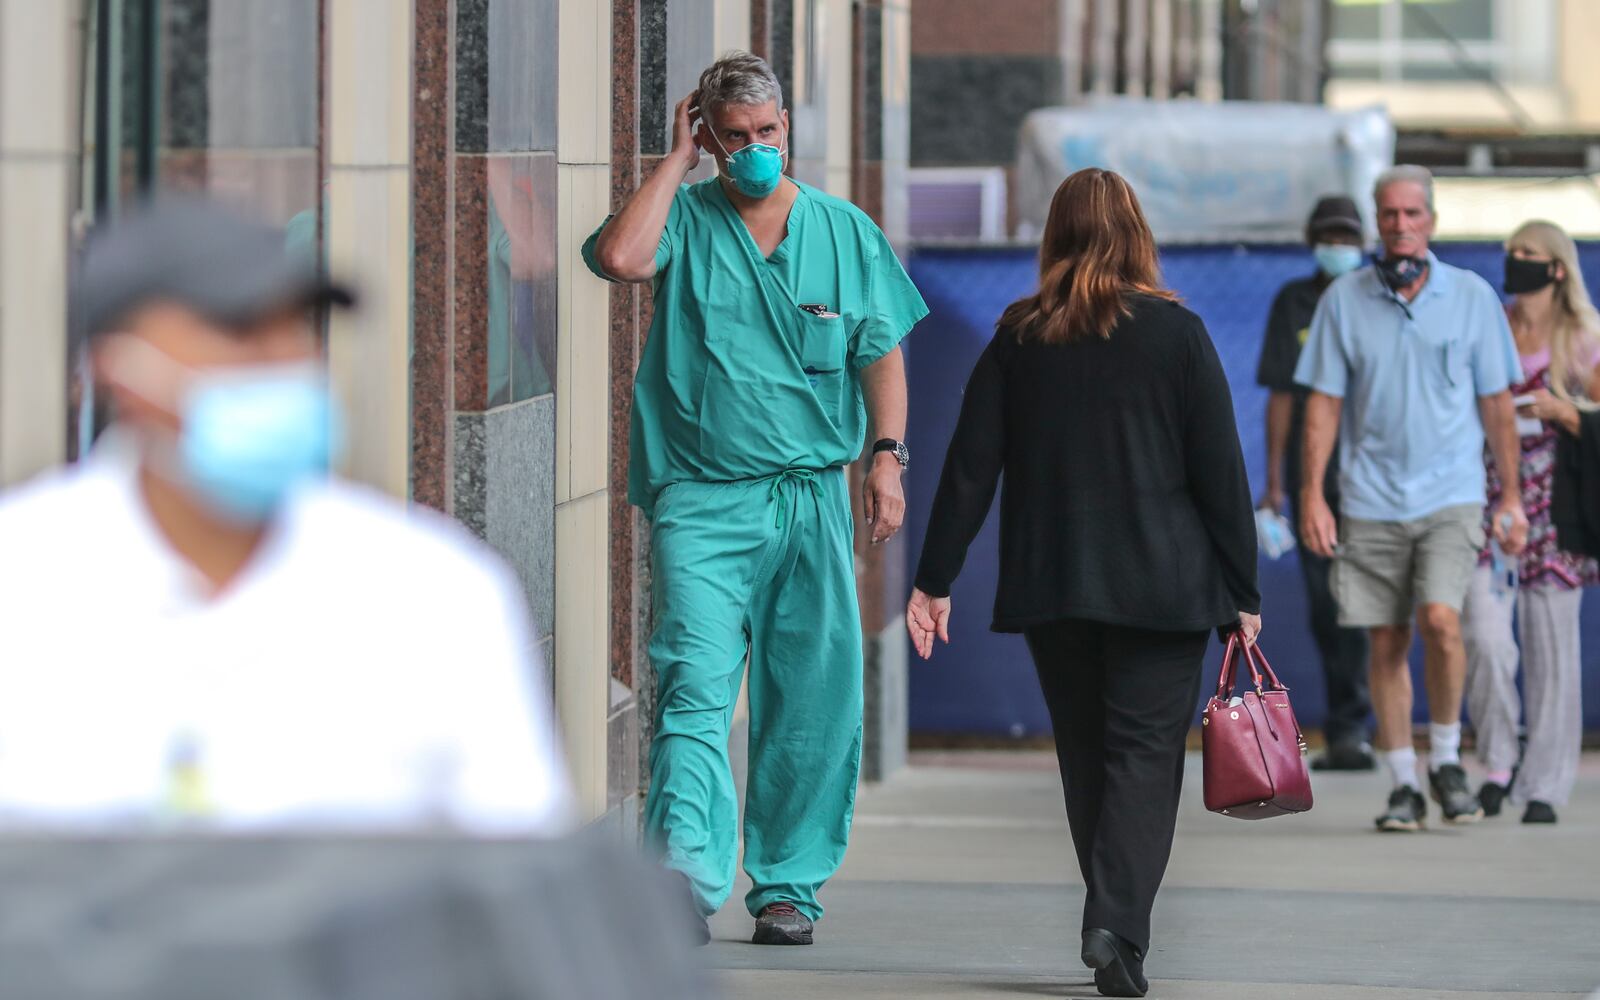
[644,466,864,922]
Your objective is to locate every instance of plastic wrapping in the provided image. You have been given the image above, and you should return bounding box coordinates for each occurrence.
[1015,97,1396,244]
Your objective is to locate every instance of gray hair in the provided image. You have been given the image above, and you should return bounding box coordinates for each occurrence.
[698,50,783,116]
[1374,164,1435,213]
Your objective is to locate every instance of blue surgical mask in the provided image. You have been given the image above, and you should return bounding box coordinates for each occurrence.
[708,119,788,199]
[1313,243,1363,278]
[112,341,341,523]
[178,365,340,522]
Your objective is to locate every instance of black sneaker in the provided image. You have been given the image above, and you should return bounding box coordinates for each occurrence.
[1522,800,1558,824]
[1311,742,1377,772]
[752,902,813,945]
[1081,928,1148,998]
[1375,786,1426,832]
[1429,764,1484,823]
[1478,781,1510,818]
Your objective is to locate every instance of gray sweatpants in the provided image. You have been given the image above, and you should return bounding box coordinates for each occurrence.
[1462,567,1585,806]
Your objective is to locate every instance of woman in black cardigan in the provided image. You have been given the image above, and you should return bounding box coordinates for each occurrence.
[908,168,1261,999]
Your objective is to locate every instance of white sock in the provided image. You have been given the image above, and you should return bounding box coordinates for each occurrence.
[1428,722,1462,770]
[1384,747,1420,790]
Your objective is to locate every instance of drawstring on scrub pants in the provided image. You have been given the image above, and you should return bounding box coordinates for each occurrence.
[765,469,824,530]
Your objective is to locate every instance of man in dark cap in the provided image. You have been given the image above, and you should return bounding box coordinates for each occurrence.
[1254,195,1375,771]
[0,196,573,832]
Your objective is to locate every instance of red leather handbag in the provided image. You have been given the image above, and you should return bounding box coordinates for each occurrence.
[1201,634,1313,819]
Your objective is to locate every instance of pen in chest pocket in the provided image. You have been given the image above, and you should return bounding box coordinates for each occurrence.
[799,302,840,319]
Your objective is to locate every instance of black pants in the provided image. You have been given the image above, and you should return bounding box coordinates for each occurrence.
[1297,539,1371,748]
[1024,619,1208,955]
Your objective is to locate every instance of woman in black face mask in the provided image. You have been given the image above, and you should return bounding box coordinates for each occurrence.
[1461,220,1600,825]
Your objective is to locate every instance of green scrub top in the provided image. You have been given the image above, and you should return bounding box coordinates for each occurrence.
[582,178,928,515]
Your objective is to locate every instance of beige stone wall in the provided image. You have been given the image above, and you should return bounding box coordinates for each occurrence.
[1560,0,1600,128]
[325,0,412,499]
[555,0,613,821]
[0,0,73,486]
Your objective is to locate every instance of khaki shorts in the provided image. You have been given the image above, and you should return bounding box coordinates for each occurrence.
[1331,504,1486,628]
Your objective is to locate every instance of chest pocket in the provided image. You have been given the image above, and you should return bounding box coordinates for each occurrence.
[1433,335,1472,389]
[799,312,846,374]
[800,312,849,427]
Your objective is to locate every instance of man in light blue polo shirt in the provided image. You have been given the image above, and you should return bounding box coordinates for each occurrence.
[1295,165,1527,833]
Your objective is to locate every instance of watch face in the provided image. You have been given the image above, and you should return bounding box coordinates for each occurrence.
[894,442,909,468]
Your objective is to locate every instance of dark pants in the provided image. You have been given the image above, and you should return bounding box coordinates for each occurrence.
[1295,527,1372,748]
[1024,619,1208,955]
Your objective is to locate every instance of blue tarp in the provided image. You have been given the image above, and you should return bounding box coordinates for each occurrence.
[904,243,1600,737]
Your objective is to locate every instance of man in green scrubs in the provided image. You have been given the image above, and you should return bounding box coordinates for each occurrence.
[583,51,926,946]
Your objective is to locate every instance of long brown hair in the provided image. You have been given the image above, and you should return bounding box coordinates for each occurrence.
[1002,168,1175,343]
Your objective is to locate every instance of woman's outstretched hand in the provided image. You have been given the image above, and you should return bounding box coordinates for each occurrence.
[906,588,951,660]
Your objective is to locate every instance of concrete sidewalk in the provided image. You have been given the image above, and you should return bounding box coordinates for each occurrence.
[706,750,1600,999]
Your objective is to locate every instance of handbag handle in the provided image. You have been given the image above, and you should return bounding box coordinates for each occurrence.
[1241,639,1288,692]
[1214,632,1289,700]
[1214,633,1259,700]
[1214,632,1291,742]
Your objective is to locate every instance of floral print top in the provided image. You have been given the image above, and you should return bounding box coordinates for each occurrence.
[1480,344,1600,589]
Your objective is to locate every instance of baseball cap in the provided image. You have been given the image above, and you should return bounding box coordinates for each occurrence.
[75,195,355,342]
[1305,195,1364,241]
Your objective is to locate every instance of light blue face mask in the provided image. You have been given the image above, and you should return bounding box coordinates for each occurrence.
[1313,243,1364,278]
[708,116,788,199]
[179,365,341,522]
[114,341,342,523]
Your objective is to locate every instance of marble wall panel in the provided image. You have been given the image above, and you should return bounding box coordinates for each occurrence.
[640,0,669,156]
[453,412,490,539]
[413,0,453,512]
[485,153,559,407]
[204,0,318,148]
[454,155,491,411]
[458,0,559,153]
[610,0,642,691]
[485,395,558,639]
[664,0,717,148]
[607,683,639,813]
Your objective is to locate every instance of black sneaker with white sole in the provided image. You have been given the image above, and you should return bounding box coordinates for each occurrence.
[1375,786,1426,832]
[1429,764,1484,823]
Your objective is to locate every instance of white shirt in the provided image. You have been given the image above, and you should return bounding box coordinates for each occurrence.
[0,436,575,835]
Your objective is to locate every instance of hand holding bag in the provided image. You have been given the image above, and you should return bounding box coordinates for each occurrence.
[1201,633,1313,819]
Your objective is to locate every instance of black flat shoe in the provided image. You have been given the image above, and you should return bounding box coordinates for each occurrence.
[1522,800,1558,824]
[1081,928,1148,997]
[1478,781,1510,817]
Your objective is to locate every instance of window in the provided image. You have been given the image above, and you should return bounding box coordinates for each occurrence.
[1327,0,1553,85]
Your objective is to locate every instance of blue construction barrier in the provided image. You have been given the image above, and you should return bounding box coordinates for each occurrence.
[904,242,1600,738]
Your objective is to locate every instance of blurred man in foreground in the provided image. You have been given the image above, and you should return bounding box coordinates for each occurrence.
[0,197,573,833]
[1255,195,1374,771]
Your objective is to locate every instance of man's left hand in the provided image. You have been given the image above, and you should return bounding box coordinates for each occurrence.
[863,454,905,545]
[1492,499,1530,557]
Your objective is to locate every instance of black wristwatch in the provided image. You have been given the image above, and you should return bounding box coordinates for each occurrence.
[872,438,909,471]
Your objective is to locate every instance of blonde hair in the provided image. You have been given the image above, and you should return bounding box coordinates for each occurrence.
[1508,220,1600,410]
